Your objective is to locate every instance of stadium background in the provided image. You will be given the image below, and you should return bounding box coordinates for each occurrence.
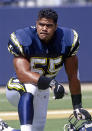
[0,2,92,131]
[0,5,92,86]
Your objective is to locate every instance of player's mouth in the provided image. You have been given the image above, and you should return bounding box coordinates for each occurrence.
[40,32,48,35]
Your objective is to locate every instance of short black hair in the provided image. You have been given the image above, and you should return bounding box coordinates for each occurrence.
[38,8,58,24]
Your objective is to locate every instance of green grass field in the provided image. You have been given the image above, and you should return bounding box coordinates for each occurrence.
[0,84,92,131]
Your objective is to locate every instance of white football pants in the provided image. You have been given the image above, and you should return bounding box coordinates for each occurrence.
[6,82,50,131]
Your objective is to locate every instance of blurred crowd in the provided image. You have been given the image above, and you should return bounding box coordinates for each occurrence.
[0,0,92,7]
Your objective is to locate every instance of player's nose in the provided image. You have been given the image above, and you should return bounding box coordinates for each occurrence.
[43,25,48,30]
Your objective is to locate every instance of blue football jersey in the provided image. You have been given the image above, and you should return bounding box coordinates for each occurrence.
[8,26,80,78]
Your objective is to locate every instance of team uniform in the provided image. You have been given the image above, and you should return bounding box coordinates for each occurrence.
[6,26,79,131]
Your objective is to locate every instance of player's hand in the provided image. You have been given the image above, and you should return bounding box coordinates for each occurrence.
[73,108,91,120]
[50,80,65,99]
[37,76,66,95]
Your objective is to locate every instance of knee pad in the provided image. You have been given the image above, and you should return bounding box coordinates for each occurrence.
[18,93,34,125]
[6,88,20,107]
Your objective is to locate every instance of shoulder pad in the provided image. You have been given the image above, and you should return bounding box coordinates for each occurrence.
[61,27,80,57]
[8,27,33,56]
[69,29,80,56]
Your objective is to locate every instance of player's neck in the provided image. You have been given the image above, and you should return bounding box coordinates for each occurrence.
[41,37,54,44]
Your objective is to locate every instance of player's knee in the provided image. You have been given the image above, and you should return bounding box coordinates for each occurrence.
[6,87,20,107]
[18,92,34,125]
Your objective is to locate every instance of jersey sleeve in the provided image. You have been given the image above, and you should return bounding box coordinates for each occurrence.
[8,32,24,56]
[8,28,32,57]
[68,29,80,57]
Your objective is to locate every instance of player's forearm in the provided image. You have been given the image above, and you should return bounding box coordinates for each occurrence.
[69,77,82,109]
[13,57,41,84]
[16,70,40,84]
[68,77,81,95]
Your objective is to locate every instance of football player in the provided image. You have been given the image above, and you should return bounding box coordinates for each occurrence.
[1,8,91,131]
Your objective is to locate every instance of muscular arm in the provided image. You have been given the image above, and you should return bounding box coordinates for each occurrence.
[13,57,40,84]
[64,55,81,95]
[64,56,91,119]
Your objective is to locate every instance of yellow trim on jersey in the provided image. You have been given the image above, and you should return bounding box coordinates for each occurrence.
[30,57,47,75]
[72,29,78,47]
[72,46,79,56]
[69,29,79,56]
[8,45,19,56]
[10,32,24,56]
[30,56,63,77]
[7,78,26,92]
[48,56,63,74]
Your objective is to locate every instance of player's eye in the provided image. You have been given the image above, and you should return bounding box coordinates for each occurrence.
[39,23,45,27]
[39,23,53,28]
[46,24,53,27]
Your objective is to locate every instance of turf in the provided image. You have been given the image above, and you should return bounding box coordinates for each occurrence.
[0,88,92,131]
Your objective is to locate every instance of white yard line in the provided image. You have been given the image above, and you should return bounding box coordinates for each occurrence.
[1,109,92,120]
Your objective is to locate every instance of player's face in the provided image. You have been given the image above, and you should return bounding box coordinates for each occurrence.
[36,18,57,43]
